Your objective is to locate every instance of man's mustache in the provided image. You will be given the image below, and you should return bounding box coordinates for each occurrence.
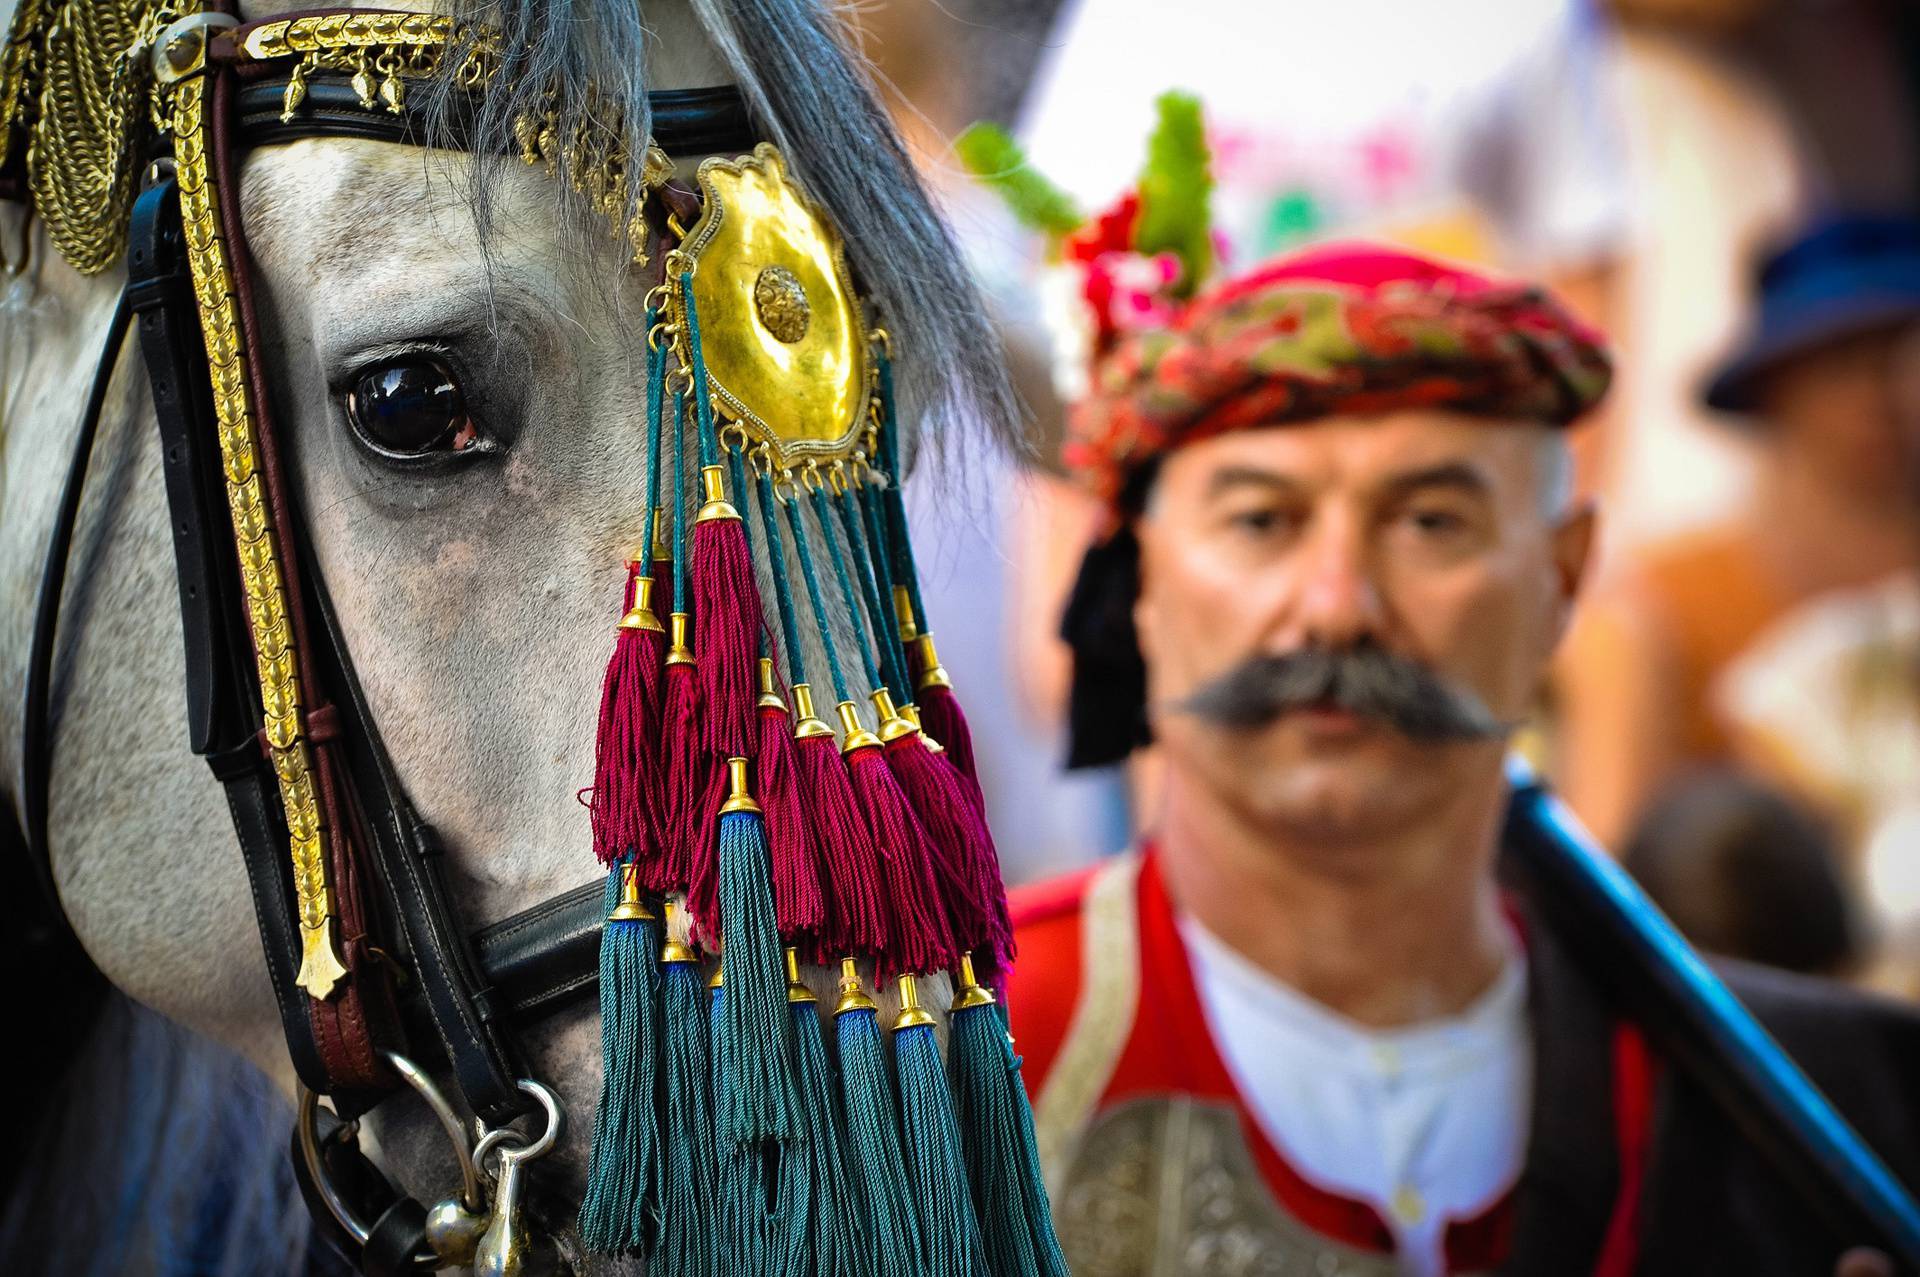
[1174,645,1513,741]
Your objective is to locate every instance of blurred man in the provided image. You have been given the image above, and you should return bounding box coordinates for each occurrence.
[1006,242,1920,1275]
[1558,216,1920,846]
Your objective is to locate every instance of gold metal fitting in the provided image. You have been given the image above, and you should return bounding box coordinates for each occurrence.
[836,700,883,755]
[790,684,836,740]
[868,688,919,743]
[607,863,658,924]
[891,973,937,1031]
[708,963,725,990]
[719,757,762,815]
[665,612,695,666]
[833,957,877,1017]
[694,465,742,523]
[893,586,919,642]
[619,573,665,633]
[900,703,924,731]
[912,634,953,692]
[786,948,817,1004]
[950,953,997,1012]
[660,901,697,964]
[757,657,788,711]
[651,509,672,564]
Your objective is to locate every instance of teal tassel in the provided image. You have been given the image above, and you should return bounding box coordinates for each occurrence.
[1000,1000,1071,1277]
[658,924,718,1277]
[714,758,800,1145]
[783,952,871,1277]
[834,961,925,1277]
[891,975,989,1277]
[713,979,774,1276]
[948,960,1068,1276]
[579,861,663,1254]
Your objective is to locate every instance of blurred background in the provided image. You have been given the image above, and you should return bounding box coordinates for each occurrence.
[858,0,1920,994]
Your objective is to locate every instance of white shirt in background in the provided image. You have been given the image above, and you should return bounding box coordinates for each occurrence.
[1180,916,1532,1277]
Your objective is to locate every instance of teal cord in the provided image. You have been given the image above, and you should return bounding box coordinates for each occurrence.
[807,487,884,695]
[671,393,689,616]
[754,472,810,689]
[641,314,665,557]
[680,273,720,470]
[781,493,853,705]
[834,484,911,702]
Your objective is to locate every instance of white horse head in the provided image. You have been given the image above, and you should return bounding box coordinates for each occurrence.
[0,0,1011,1266]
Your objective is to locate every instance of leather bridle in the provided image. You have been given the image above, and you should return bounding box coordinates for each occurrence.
[12,6,756,1271]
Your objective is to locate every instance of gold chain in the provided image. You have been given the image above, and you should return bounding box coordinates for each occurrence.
[20,1,170,276]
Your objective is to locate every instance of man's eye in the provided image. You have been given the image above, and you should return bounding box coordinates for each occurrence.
[1227,507,1292,536]
[345,358,482,459]
[1405,507,1468,536]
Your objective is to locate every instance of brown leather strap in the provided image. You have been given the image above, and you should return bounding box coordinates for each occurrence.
[209,62,399,1092]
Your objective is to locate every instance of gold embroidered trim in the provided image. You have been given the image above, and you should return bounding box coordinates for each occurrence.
[1033,848,1141,1191]
[169,72,345,999]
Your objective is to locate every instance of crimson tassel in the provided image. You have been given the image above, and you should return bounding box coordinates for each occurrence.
[683,752,728,945]
[837,702,959,979]
[913,633,980,790]
[792,715,890,964]
[758,679,826,942]
[583,568,645,867]
[653,637,701,896]
[691,469,759,762]
[884,729,1016,968]
[591,564,661,866]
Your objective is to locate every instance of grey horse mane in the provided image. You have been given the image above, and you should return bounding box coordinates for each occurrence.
[422,0,1023,468]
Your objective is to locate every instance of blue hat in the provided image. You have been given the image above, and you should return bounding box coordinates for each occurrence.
[1705,215,1920,414]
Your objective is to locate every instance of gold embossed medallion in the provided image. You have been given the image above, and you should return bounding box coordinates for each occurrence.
[668,143,870,466]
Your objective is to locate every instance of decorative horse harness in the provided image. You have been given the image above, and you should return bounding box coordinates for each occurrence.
[8,5,1058,1276]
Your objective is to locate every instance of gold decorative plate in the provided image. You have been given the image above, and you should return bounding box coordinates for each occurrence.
[673,144,870,466]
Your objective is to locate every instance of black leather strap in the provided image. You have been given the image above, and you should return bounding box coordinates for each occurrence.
[361,1197,430,1277]
[236,78,757,159]
[472,878,603,1025]
[20,292,130,918]
[126,176,339,1099]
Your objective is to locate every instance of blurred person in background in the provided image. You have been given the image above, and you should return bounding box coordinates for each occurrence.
[1558,217,1920,848]
[1623,770,1860,977]
[1711,308,1920,993]
[972,113,1919,1268]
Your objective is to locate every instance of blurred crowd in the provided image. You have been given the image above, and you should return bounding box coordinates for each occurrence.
[858,0,1920,993]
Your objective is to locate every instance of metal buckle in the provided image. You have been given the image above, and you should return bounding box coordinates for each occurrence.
[294,1052,564,1272]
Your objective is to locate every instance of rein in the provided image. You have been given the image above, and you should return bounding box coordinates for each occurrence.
[13,7,755,1270]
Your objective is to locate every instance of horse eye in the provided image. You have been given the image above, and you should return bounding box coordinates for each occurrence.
[345,358,481,458]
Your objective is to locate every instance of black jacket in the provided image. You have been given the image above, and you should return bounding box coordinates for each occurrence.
[1508,908,1920,1275]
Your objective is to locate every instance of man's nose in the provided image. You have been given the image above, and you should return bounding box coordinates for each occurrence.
[1290,519,1386,649]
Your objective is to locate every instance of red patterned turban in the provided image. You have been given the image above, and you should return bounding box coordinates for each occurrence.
[1064,243,1613,510]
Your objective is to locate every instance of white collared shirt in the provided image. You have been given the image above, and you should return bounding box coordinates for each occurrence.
[1180,915,1532,1276]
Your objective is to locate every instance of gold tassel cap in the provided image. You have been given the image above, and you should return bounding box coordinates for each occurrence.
[835,699,883,755]
[694,464,742,523]
[786,948,817,1004]
[891,973,937,1031]
[868,687,918,743]
[607,862,658,923]
[833,957,877,1017]
[718,757,761,815]
[665,611,694,666]
[757,656,788,711]
[790,683,837,739]
[619,572,664,633]
[949,953,996,1012]
[912,633,953,692]
[660,901,698,965]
